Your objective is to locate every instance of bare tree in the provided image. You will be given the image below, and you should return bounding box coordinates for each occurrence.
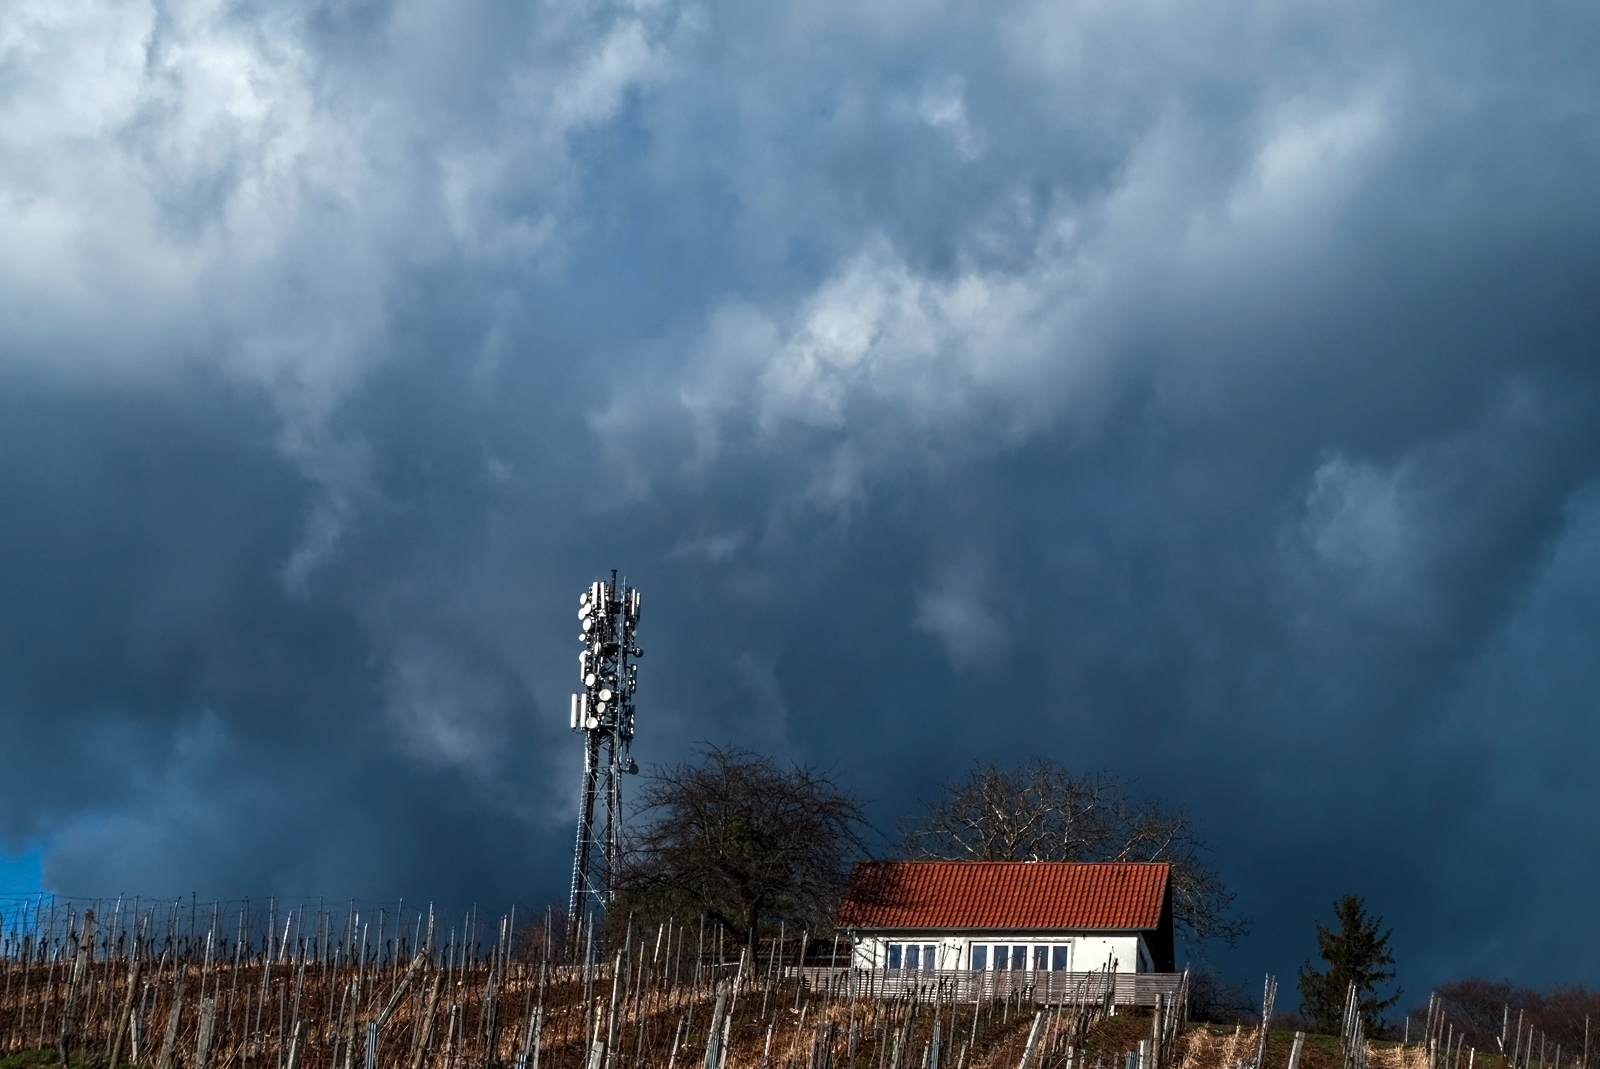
[899,759,1246,948]
[618,746,870,948]
[1409,978,1600,1053]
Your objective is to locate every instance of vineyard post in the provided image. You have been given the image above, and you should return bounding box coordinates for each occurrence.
[195,996,218,1069]
[285,1018,308,1069]
[156,962,185,1069]
[108,942,144,1069]
[58,909,94,1068]
[409,972,444,1069]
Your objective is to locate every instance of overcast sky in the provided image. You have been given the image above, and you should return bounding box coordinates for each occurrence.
[3,0,1599,1000]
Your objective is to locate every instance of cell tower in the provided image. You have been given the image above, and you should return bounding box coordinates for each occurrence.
[567,571,641,944]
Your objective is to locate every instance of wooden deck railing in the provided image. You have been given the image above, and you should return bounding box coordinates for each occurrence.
[787,967,1186,1008]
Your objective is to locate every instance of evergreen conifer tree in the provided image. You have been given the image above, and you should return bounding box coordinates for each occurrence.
[1298,895,1400,1033]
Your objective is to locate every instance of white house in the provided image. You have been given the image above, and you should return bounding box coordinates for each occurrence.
[836,860,1175,975]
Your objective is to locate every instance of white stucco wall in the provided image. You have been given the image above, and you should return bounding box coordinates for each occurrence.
[1059,935,1139,974]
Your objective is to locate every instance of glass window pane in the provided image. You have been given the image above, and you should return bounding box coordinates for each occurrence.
[993,945,1007,970]
[888,944,902,970]
[1034,946,1048,971]
[971,946,988,970]
[906,945,920,970]
[1011,946,1027,970]
[925,945,937,970]
[1052,946,1069,971]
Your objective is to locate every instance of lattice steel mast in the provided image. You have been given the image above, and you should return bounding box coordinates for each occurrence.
[567,571,641,944]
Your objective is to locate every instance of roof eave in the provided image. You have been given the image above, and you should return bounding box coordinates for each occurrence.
[839,924,1160,934]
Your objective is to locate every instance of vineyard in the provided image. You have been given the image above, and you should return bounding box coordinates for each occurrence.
[0,898,1497,1069]
[0,898,1139,1069]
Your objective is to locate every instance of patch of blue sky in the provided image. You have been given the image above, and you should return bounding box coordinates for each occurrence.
[0,848,43,897]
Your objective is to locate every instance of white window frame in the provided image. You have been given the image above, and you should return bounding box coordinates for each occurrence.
[964,941,1071,971]
[885,941,940,970]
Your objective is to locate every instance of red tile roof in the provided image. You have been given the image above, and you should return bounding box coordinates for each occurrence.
[837,861,1170,931]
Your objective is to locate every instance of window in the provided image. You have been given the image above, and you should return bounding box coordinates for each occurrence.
[887,944,902,969]
[923,945,938,970]
[965,942,1071,971]
[906,945,920,970]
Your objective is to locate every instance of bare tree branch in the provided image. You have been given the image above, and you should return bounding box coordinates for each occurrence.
[618,746,870,947]
[898,759,1247,949]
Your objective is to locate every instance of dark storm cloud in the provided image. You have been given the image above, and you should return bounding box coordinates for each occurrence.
[2,0,1599,1001]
